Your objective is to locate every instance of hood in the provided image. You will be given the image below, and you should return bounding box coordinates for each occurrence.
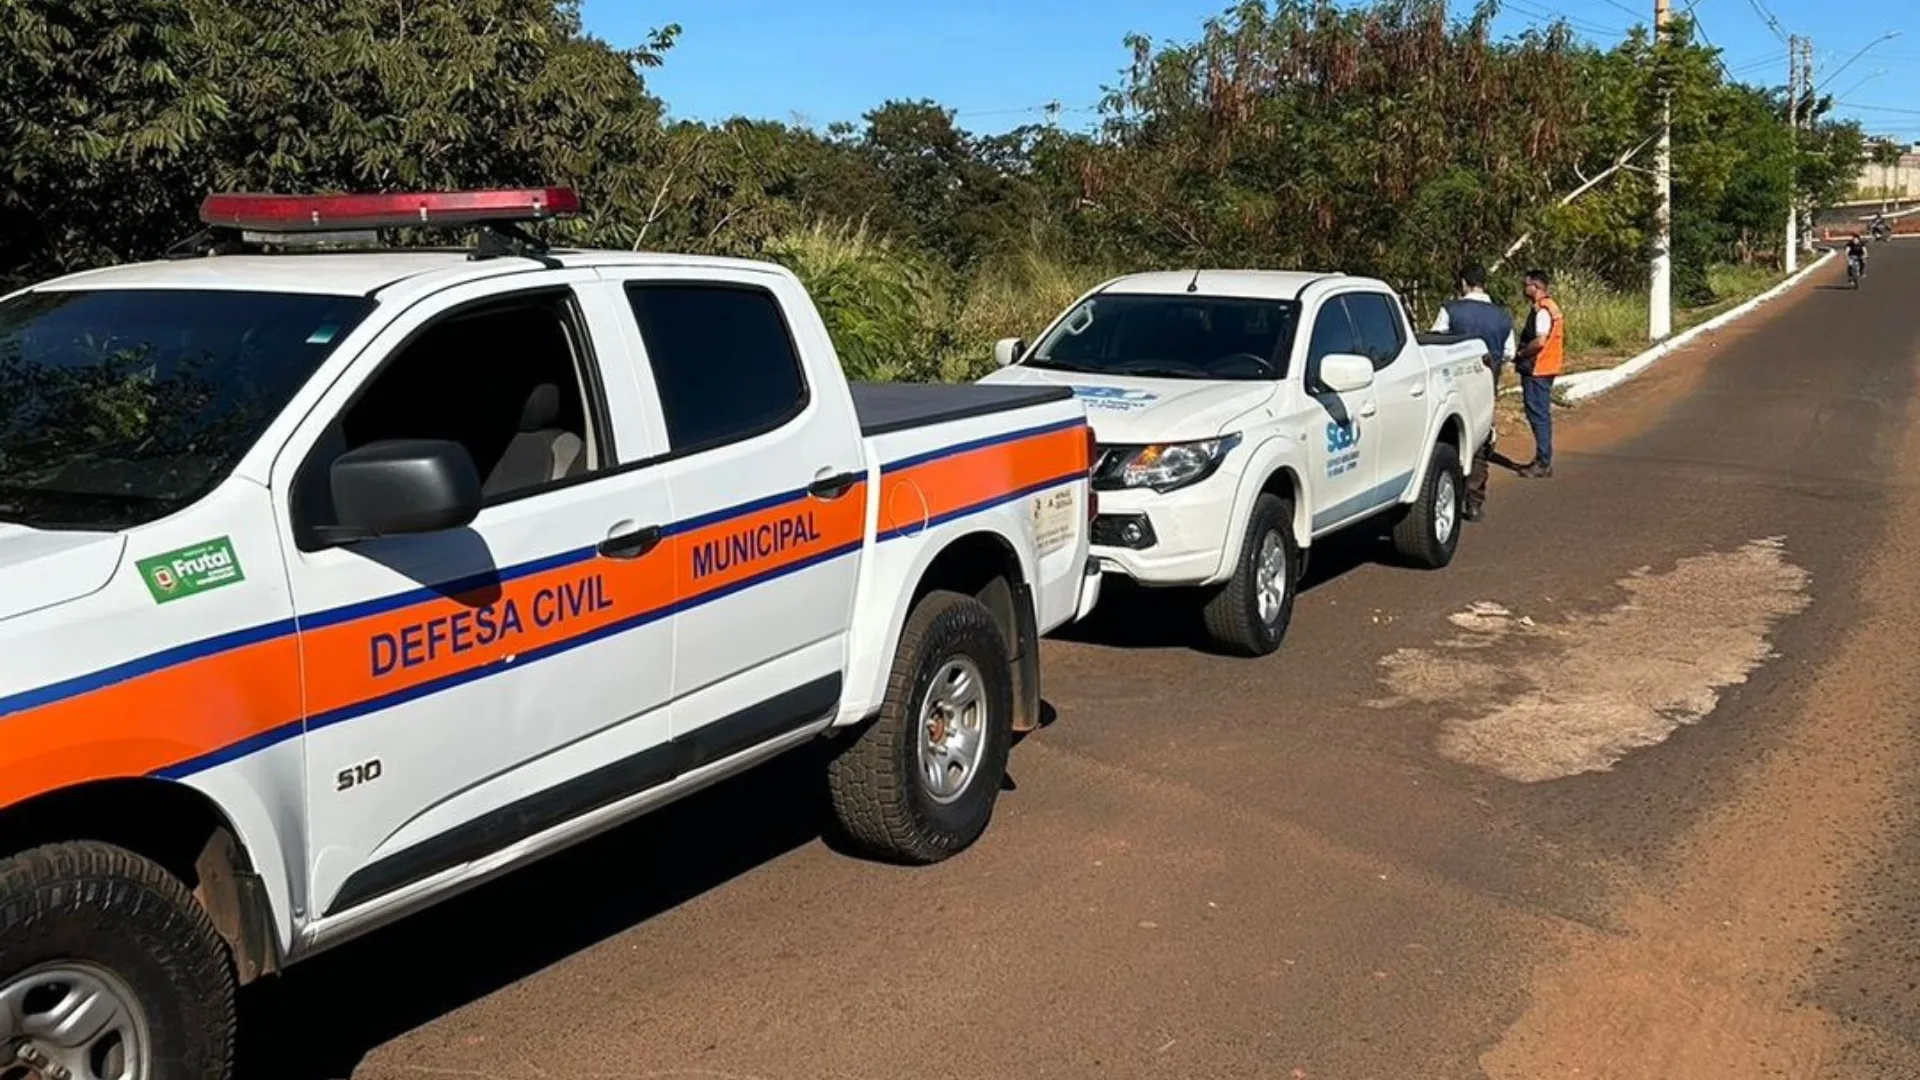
[980,366,1274,444]
[0,525,127,622]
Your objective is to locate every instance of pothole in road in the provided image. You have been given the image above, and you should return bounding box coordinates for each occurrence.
[1370,537,1812,782]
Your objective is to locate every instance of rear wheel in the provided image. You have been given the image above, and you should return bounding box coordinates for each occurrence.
[826,590,1015,864]
[1201,493,1299,657]
[1392,442,1464,569]
[0,842,236,1080]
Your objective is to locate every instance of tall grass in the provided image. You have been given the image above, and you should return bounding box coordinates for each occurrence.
[769,225,1787,385]
[1553,264,1785,371]
[767,224,1113,384]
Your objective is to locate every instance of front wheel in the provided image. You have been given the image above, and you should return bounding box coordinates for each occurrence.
[1392,442,1464,569]
[826,590,1015,864]
[1200,493,1299,657]
[0,842,238,1080]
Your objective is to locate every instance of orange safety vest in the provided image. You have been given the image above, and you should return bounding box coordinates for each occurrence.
[1528,296,1566,377]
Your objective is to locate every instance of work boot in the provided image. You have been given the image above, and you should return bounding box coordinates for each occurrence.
[1462,500,1484,522]
[1519,460,1554,479]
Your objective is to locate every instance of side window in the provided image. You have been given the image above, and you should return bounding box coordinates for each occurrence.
[294,292,603,537]
[625,284,808,453]
[1346,292,1408,369]
[1306,297,1359,371]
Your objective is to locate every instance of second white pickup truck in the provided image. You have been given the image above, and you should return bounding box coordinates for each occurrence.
[982,270,1494,657]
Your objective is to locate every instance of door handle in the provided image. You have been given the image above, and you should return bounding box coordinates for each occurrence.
[1359,401,1379,418]
[1409,383,1427,398]
[597,525,662,560]
[808,470,861,500]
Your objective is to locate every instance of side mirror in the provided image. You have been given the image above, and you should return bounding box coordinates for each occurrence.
[1316,352,1376,394]
[319,438,482,545]
[993,337,1026,368]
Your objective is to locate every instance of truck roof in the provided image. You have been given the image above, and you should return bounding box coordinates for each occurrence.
[23,249,796,301]
[1097,269,1371,299]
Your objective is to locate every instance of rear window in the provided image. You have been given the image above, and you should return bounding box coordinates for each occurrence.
[625,284,809,453]
[0,288,374,530]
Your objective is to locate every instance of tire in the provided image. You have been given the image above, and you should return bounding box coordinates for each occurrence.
[1200,493,1299,658]
[0,841,236,1080]
[826,589,1015,864]
[1393,441,1464,570]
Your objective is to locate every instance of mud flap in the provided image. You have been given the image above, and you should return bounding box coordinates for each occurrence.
[1010,580,1043,733]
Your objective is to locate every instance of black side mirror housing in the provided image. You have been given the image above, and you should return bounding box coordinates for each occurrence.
[316,439,482,546]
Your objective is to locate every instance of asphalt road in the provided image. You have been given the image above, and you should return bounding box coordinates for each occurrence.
[243,243,1920,1080]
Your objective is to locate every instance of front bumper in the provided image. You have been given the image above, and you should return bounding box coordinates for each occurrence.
[1073,556,1105,621]
[1085,476,1240,587]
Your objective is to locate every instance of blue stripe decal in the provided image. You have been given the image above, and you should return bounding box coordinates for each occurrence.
[0,618,298,723]
[880,416,1085,475]
[665,481,818,537]
[151,718,307,781]
[299,546,597,632]
[877,470,1086,542]
[1311,470,1414,532]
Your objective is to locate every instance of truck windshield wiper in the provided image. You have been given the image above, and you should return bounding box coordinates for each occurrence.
[1023,359,1104,374]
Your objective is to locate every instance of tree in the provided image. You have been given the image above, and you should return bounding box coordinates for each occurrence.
[0,0,679,282]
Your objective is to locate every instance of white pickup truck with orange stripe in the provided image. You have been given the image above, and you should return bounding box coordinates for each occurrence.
[0,189,1097,1078]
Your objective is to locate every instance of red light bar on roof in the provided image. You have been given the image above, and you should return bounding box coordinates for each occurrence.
[197,187,582,233]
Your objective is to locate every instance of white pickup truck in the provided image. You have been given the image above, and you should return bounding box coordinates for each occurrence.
[982,270,1494,657]
[0,189,1098,1079]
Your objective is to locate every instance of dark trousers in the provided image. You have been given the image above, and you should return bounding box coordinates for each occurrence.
[1467,437,1492,511]
[1465,361,1502,510]
[1522,374,1556,464]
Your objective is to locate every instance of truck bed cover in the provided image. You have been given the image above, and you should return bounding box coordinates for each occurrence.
[850,381,1074,436]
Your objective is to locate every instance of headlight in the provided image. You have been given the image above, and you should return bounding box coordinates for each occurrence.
[1096,434,1242,493]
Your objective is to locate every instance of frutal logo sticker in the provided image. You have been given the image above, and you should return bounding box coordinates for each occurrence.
[137,537,245,604]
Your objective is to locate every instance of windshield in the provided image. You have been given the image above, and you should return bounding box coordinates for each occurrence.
[0,288,375,531]
[1026,294,1301,381]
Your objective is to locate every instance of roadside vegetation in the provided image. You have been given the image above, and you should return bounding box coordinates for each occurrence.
[1,0,1865,381]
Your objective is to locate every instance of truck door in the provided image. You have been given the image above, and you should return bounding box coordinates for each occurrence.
[600,268,867,767]
[1301,295,1381,533]
[1346,290,1428,504]
[273,274,678,920]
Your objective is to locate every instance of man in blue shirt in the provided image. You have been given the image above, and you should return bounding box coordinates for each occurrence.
[1430,263,1515,521]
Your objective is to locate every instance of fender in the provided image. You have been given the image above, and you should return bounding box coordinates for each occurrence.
[179,745,308,961]
[1394,405,1473,508]
[1209,432,1312,585]
[835,502,1043,729]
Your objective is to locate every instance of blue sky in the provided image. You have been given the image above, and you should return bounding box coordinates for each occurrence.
[583,0,1920,140]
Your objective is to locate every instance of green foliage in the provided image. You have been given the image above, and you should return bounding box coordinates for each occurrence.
[765,223,951,383]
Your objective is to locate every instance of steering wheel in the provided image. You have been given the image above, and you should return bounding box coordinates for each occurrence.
[1111,359,1210,377]
[1211,352,1277,377]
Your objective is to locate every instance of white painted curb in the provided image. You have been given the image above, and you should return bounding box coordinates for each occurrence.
[1558,250,1836,404]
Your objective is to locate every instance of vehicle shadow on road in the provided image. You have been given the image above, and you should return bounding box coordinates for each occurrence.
[1050,530,1386,653]
[236,743,840,1080]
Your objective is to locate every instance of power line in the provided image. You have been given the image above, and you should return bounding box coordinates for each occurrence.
[1505,0,1632,39]
[1743,0,1790,44]
[1837,102,1920,116]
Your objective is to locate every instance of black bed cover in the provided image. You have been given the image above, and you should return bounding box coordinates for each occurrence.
[849,381,1074,437]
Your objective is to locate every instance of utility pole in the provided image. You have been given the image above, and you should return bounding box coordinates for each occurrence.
[1785,35,1799,273]
[1650,0,1673,340]
[1799,37,1815,258]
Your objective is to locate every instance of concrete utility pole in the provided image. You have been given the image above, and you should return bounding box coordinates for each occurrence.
[1650,0,1673,340]
[1800,37,1815,257]
[1785,35,1799,273]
